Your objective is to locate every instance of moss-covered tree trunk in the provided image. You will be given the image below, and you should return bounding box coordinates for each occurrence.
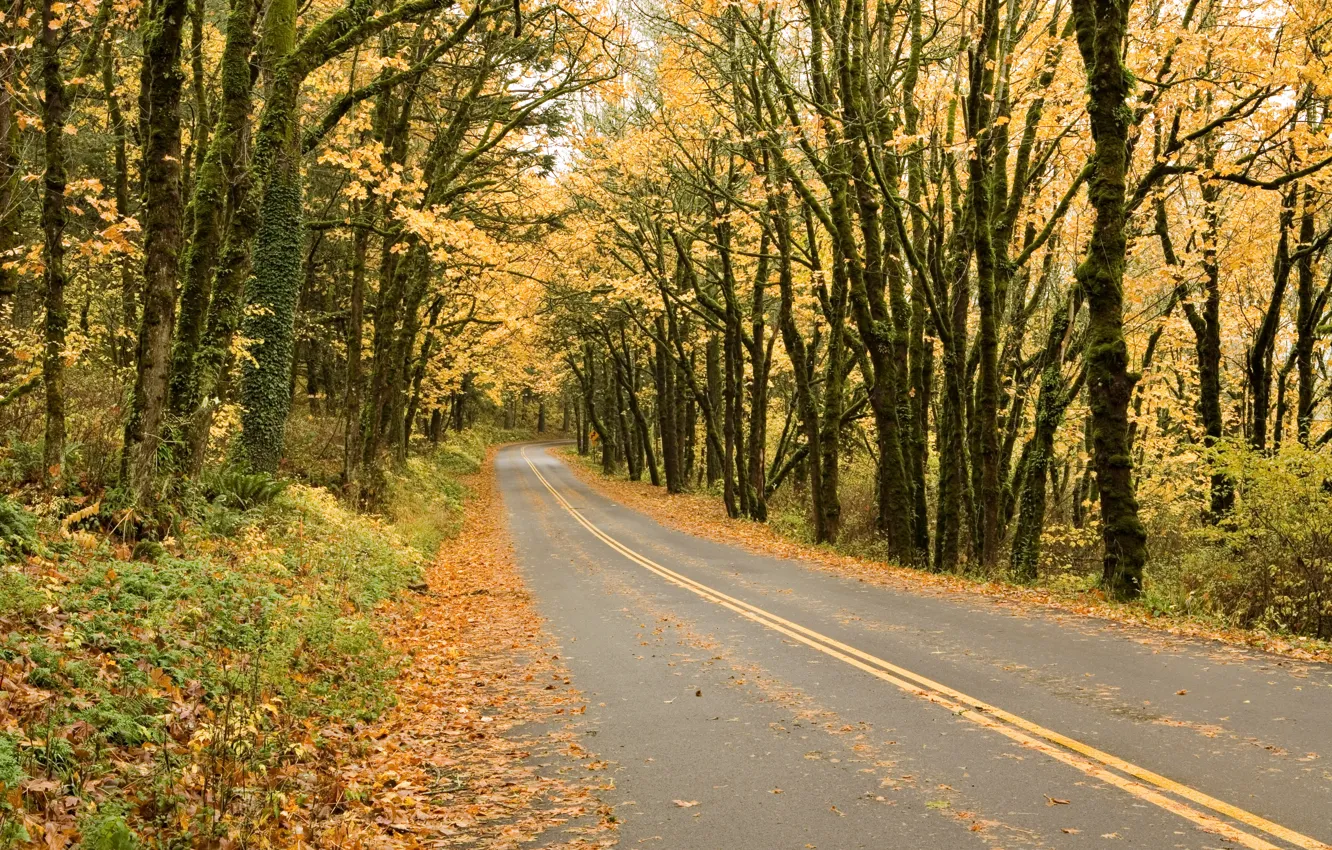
[705,334,722,485]
[169,0,259,422]
[1071,0,1148,599]
[123,0,188,499]
[0,0,21,324]
[746,256,771,520]
[341,210,370,496]
[1247,190,1295,453]
[1181,171,1231,518]
[966,0,1002,568]
[1011,294,1079,579]
[654,317,683,493]
[39,0,68,484]
[902,0,932,560]
[1293,186,1319,447]
[770,180,831,543]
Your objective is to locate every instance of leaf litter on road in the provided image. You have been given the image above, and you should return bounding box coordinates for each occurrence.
[306,447,617,848]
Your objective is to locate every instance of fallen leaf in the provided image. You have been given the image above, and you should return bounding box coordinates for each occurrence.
[673,800,699,808]
[1045,795,1070,806]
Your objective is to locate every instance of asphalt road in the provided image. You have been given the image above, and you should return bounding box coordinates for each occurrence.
[497,443,1332,849]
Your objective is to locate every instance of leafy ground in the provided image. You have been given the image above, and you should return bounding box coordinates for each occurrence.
[0,438,615,849]
[303,446,617,848]
[559,448,1332,666]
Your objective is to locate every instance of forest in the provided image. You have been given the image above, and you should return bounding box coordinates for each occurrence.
[2,0,1332,843]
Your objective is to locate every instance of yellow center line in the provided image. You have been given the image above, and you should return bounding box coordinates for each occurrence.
[518,447,1330,850]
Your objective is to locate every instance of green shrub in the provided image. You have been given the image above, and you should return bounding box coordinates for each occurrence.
[385,452,468,557]
[0,734,28,847]
[0,569,44,621]
[80,807,139,850]
[0,434,44,487]
[1169,440,1332,639]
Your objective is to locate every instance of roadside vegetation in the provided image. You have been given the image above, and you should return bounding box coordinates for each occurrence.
[3,0,1332,839]
[0,420,545,847]
[537,0,1332,646]
[564,445,1332,662]
[0,0,608,839]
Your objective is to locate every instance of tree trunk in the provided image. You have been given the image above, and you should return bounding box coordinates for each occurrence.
[655,317,683,492]
[169,0,258,421]
[1011,295,1079,579]
[705,334,723,485]
[123,0,189,498]
[0,0,24,330]
[39,0,68,483]
[238,0,302,472]
[1183,174,1232,518]
[1294,187,1319,447]
[1071,0,1148,598]
[1247,188,1296,452]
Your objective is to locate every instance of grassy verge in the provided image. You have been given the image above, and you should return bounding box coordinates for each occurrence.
[0,428,528,848]
[557,447,1332,665]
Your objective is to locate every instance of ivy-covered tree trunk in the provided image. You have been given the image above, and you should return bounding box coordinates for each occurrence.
[1071,0,1148,599]
[169,0,259,421]
[39,0,68,483]
[239,0,301,472]
[1011,295,1079,579]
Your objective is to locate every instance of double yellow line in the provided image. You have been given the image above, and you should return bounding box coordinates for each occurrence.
[519,447,1329,850]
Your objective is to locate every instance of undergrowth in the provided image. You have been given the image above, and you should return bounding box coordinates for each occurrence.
[384,424,530,557]
[0,427,512,848]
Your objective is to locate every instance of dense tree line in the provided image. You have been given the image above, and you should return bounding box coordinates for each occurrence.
[0,0,618,509]
[542,0,1332,600]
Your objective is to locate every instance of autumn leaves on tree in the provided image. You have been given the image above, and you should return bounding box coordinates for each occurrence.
[5,0,618,507]
[542,0,1332,604]
[4,0,1332,610]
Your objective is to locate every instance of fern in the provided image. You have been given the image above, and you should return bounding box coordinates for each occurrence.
[203,469,287,510]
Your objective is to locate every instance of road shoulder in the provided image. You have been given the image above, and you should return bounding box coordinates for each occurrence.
[308,445,617,848]
[554,446,1332,667]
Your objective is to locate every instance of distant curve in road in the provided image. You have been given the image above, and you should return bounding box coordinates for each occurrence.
[498,443,1332,849]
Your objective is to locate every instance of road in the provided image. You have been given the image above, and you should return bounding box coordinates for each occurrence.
[497,443,1332,849]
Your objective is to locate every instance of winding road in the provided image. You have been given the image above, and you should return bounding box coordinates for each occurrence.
[498,443,1332,849]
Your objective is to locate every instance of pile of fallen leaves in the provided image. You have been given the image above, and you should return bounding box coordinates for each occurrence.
[558,448,1332,666]
[298,446,617,848]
